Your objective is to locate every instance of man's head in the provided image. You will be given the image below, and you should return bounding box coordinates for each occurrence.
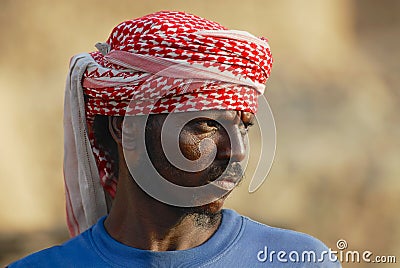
[64,10,272,236]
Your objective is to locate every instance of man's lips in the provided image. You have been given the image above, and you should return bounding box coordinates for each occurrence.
[210,176,241,190]
[205,162,243,190]
[209,171,243,190]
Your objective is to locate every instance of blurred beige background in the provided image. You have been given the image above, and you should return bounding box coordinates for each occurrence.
[1,0,399,267]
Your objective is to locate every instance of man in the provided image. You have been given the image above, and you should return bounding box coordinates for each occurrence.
[9,11,340,267]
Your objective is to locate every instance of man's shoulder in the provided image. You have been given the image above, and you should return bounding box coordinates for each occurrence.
[221,210,341,267]
[241,214,328,250]
[8,245,68,268]
[7,228,100,268]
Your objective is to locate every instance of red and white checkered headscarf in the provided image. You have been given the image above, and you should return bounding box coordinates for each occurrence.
[64,11,273,236]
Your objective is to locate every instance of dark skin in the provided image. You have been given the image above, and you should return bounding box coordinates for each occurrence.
[104,110,254,251]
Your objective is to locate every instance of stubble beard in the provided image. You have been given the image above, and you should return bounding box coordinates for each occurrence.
[178,206,223,229]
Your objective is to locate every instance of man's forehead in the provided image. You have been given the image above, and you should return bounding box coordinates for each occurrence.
[170,110,255,122]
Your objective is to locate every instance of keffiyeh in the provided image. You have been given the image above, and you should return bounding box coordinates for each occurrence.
[64,11,273,236]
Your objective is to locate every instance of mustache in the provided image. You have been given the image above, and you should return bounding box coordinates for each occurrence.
[207,162,244,181]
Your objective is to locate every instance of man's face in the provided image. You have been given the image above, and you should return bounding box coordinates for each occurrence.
[129,110,254,213]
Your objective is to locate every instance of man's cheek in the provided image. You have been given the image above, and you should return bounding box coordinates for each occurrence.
[179,136,202,161]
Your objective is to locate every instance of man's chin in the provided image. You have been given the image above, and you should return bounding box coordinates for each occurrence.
[181,201,224,229]
[176,194,226,225]
[198,195,227,214]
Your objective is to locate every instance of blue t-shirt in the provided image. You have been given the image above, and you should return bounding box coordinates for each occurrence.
[9,209,341,267]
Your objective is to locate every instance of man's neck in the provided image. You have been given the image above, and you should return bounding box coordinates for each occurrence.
[104,175,222,251]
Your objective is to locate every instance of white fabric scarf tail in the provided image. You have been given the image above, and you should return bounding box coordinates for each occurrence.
[64,53,108,236]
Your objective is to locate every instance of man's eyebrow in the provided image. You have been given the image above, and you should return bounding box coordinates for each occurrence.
[196,111,236,120]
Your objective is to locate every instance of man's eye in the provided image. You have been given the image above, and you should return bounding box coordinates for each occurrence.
[240,122,254,129]
[239,122,254,135]
[202,120,219,128]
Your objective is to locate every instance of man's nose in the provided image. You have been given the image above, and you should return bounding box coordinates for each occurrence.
[217,126,246,162]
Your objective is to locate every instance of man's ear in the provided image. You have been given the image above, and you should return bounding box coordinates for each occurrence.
[109,116,123,145]
[109,116,139,151]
